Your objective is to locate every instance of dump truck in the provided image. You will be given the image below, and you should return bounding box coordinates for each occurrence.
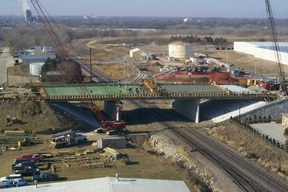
[49,130,87,148]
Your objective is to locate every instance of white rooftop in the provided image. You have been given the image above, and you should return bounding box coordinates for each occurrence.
[220,85,256,94]
[1,177,190,192]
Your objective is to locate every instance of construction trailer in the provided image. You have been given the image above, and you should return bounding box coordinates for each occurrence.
[49,129,87,148]
[97,136,126,149]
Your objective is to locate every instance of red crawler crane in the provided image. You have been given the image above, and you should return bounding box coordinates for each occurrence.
[30,0,126,131]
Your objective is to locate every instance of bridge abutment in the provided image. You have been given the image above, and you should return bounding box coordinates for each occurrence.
[172,99,200,123]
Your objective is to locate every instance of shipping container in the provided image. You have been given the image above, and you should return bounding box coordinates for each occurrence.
[97,137,126,149]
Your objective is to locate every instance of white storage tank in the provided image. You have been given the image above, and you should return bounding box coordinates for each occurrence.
[30,62,44,76]
[169,41,194,59]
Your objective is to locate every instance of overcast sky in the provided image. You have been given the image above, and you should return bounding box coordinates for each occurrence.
[1,0,287,18]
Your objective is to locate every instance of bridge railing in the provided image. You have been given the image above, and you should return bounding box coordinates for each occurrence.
[46,92,277,101]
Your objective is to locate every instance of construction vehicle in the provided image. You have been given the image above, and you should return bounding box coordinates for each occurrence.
[17,136,42,147]
[30,0,126,132]
[259,80,280,91]
[143,66,181,93]
[94,104,126,134]
[265,0,287,93]
[49,129,87,148]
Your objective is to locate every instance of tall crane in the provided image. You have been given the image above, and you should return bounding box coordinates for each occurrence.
[265,0,287,92]
[30,0,126,131]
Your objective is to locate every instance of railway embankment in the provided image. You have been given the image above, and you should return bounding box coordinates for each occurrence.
[143,134,222,192]
[208,121,288,181]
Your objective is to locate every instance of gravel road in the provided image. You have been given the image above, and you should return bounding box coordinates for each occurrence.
[0,47,38,87]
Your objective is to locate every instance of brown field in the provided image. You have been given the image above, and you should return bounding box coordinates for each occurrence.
[0,132,196,191]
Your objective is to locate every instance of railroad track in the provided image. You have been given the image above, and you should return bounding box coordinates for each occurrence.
[129,100,288,192]
[75,60,112,82]
[71,58,288,191]
[131,70,145,84]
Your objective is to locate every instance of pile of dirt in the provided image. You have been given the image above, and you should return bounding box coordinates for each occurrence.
[156,72,210,83]
[0,99,91,134]
[209,72,239,83]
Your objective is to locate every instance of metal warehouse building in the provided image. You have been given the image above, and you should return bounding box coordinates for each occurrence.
[2,177,190,192]
[234,42,288,65]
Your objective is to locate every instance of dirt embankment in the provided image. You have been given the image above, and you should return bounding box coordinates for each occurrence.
[0,99,91,134]
[208,122,288,180]
[130,134,221,192]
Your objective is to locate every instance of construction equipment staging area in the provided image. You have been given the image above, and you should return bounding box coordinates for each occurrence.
[37,83,277,123]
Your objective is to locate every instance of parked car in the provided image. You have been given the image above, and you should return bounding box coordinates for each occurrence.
[14,153,44,163]
[31,173,59,182]
[13,159,33,165]
[0,180,27,188]
[0,174,27,187]
[0,181,10,188]
[12,161,38,171]
[0,174,23,182]
[15,166,40,176]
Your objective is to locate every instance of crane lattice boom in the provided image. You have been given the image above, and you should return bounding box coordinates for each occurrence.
[265,0,286,86]
[30,0,125,130]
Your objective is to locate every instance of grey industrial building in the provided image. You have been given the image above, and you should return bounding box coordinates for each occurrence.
[14,46,56,65]
[20,53,56,65]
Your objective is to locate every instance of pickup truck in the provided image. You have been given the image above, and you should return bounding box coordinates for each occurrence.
[14,153,44,163]
[15,166,40,176]
[11,161,38,171]
[31,173,59,182]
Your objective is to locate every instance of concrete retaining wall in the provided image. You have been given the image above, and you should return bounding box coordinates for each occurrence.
[240,98,288,120]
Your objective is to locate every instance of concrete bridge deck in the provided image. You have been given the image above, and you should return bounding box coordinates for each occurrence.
[39,83,277,101]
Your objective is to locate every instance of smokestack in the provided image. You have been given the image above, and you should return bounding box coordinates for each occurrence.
[18,0,31,15]
[25,10,32,23]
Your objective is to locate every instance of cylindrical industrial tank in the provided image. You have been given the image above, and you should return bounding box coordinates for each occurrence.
[168,41,194,59]
[30,62,44,76]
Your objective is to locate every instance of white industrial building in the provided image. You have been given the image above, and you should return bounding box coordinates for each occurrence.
[30,62,45,76]
[129,48,142,59]
[1,177,190,192]
[168,41,194,60]
[234,42,288,65]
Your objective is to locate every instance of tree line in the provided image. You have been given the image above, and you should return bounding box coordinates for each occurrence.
[170,35,227,45]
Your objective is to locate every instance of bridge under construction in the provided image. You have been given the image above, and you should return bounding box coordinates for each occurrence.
[37,83,277,123]
[40,83,276,101]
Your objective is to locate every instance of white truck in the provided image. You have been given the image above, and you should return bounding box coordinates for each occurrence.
[49,130,87,148]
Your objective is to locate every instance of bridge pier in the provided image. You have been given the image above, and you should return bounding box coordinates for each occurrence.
[172,99,200,123]
[104,100,122,121]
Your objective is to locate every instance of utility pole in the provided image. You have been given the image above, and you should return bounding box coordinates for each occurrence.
[90,47,92,82]
[6,67,9,87]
